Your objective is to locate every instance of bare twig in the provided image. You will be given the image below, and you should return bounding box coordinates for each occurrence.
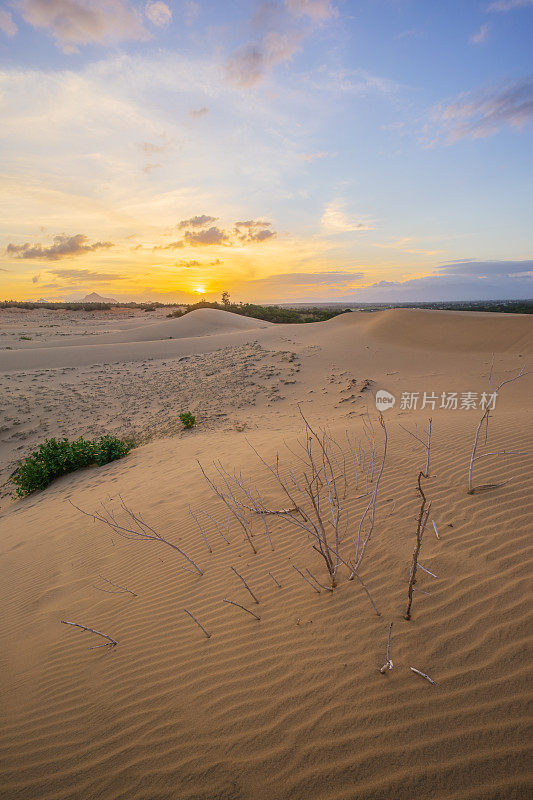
[468,360,528,493]
[189,506,212,553]
[223,598,261,621]
[404,472,431,620]
[292,564,321,593]
[70,498,203,575]
[410,666,436,685]
[184,608,211,639]
[353,571,381,616]
[268,571,282,588]
[94,574,137,597]
[380,622,393,673]
[198,461,257,554]
[230,566,260,604]
[61,620,118,648]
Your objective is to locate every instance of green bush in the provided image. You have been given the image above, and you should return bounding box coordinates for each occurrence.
[11,435,134,496]
[179,412,196,429]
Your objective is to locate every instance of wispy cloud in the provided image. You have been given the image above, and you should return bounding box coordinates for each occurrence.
[177,215,218,229]
[48,268,123,282]
[226,0,337,88]
[470,23,489,44]
[425,78,533,144]
[321,201,374,234]
[488,0,533,11]
[7,234,114,260]
[0,9,17,37]
[144,1,171,28]
[190,107,209,119]
[16,0,148,53]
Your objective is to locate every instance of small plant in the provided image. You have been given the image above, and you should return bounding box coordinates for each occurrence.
[11,435,134,496]
[179,411,196,429]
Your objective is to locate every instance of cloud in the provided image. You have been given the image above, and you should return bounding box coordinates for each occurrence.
[144,1,171,27]
[426,78,533,144]
[190,107,209,119]
[177,214,218,229]
[299,151,331,161]
[176,258,223,267]
[227,32,303,88]
[286,0,337,21]
[353,260,533,301]
[184,0,199,25]
[242,270,365,300]
[7,234,114,260]
[235,220,277,242]
[263,271,363,286]
[0,10,18,36]
[183,226,229,246]
[48,268,123,282]
[226,0,337,88]
[138,141,166,155]
[470,23,489,44]
[371,237,442,256]
[321,201,374,234]
[488,0,533,10]
[16,0,148,52]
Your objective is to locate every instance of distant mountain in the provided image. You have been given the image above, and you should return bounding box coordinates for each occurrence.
[80,292,118,304]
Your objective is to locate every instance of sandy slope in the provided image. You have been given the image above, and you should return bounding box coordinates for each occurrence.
[0,308,532,800]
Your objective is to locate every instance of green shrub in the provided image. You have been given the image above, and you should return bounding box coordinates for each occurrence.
[179,412,196,429]
[11,435,134,496]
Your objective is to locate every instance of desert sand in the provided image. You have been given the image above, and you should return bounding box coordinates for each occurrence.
[0,307,532,800]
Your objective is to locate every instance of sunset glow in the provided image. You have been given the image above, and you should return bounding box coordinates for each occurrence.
[0,1,531,303]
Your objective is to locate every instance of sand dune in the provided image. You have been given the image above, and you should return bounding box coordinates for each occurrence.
[0,308,532,800]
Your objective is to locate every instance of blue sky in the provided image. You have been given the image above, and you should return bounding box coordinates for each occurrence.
[0,0,532,302]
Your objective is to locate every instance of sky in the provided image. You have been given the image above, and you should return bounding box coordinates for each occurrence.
[0,0,532,303]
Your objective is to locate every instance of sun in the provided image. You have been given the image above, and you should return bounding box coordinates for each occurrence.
[195,285,206,295]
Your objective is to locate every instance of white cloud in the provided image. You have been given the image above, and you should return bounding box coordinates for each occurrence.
[145,1,172,28]
[321,201,374,234]
[0,10,18,36]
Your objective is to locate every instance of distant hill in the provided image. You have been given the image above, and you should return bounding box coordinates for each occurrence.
[80,292,118,304]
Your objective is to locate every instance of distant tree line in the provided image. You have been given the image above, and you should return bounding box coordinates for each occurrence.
[166,298,347,323]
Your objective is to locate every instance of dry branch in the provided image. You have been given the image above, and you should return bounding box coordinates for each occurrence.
[292,564,321,593]
[198,461,257,554]
[61,620,118,648]
[268,571,282,588]
[189,506,212,553]
[184,608,211,639]
[468,360,528,493]
[404,472,431,621]
[410,666,436,685]
[223,598,261,621]
[70,497,203,575]
[94,574,137,597]
[380,622,393,673]
[230,566,260,603]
